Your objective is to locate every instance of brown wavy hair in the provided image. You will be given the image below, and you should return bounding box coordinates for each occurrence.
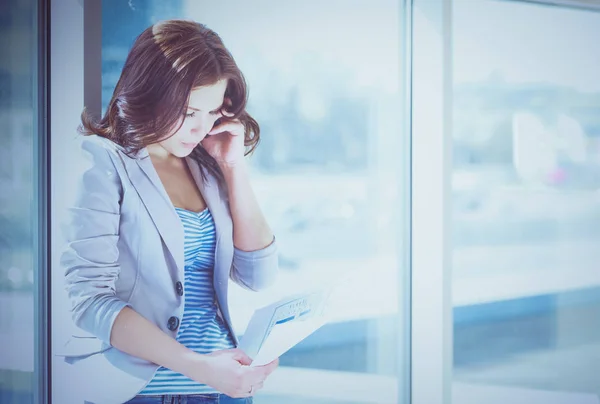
[80,19,260,183]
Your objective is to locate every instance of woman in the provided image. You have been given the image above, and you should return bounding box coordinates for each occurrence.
[59,20,279,404]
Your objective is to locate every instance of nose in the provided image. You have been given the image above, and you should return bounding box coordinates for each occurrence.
[191,117,213,139]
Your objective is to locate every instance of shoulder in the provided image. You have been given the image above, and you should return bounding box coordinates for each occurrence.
[64,135,125,211]
[75,135,126,189]
[79,134,148,165]
[79,134,123,159]
[78,134,140,175]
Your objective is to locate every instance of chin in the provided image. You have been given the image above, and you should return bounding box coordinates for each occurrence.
[173,148,195,158]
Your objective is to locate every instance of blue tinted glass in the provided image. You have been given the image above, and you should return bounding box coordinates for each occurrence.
[453,1,600,400]
[0,0,38,403]
[100,1,408,402]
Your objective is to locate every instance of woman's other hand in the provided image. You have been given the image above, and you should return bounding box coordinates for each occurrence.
[190,348,279,398]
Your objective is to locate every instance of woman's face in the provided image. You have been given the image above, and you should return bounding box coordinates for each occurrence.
[152,79,228,158]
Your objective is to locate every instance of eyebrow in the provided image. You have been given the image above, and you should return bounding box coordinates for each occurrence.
[187,103,224,113]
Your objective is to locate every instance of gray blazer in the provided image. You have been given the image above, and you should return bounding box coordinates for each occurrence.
[57,135,278,403]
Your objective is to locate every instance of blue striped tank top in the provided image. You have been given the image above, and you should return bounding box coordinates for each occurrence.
[138,207,236,395]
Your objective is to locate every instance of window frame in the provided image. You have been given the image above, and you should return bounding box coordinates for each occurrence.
[503,0,600,12]
[410,1,453,403]
[46,0,600,403]
[35,0,50,403]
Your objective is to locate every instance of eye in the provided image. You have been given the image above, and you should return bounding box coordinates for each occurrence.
[185,111,196,118]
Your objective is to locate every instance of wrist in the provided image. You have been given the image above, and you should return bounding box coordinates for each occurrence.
[179,351,211,383]
[218,158,248,173]
[219,160,250,183]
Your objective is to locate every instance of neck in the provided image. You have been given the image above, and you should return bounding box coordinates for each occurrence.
[147,144,179,163]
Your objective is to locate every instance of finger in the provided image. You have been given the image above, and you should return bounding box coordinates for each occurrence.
[246,360,277,385]
[222,98,235,117]
[231,391,251,399]
[245,366,269,385]
[260,358,279,376]
[234,380,257,399]
[208,121,243,136]
[241,381,263,397]
[232,349,253,366]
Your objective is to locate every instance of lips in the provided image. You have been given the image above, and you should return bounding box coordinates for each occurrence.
[181,142,198,149]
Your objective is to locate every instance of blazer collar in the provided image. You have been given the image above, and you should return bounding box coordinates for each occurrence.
[184,157,233,288]
[119,149,230,275]
[184,156,231,237]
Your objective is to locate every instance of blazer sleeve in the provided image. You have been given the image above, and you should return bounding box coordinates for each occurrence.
[60,136,131,345]
[230,236,279,291]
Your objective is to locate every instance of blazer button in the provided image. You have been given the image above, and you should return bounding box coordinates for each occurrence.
[175,281,184,296]
[167,316,180,331]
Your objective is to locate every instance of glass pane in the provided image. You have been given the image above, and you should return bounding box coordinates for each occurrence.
[99,0,408,402]
[453,1,600,402]
[0,0,38,403]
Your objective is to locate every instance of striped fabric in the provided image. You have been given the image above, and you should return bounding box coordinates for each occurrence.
[138,207,235,395]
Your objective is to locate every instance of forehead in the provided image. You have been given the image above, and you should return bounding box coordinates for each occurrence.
[187,79,228,110]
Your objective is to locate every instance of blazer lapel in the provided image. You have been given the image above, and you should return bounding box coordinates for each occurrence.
[185,158,233,284]
[185,157,236,340]
[116,151,233,285]
[120,152,185,274]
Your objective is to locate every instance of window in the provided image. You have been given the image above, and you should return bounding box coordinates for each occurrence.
[172,5,408,399]
[50,0,411,403]
[0,0,46,403]
[452,0,600,401]
[46,0,600,403]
